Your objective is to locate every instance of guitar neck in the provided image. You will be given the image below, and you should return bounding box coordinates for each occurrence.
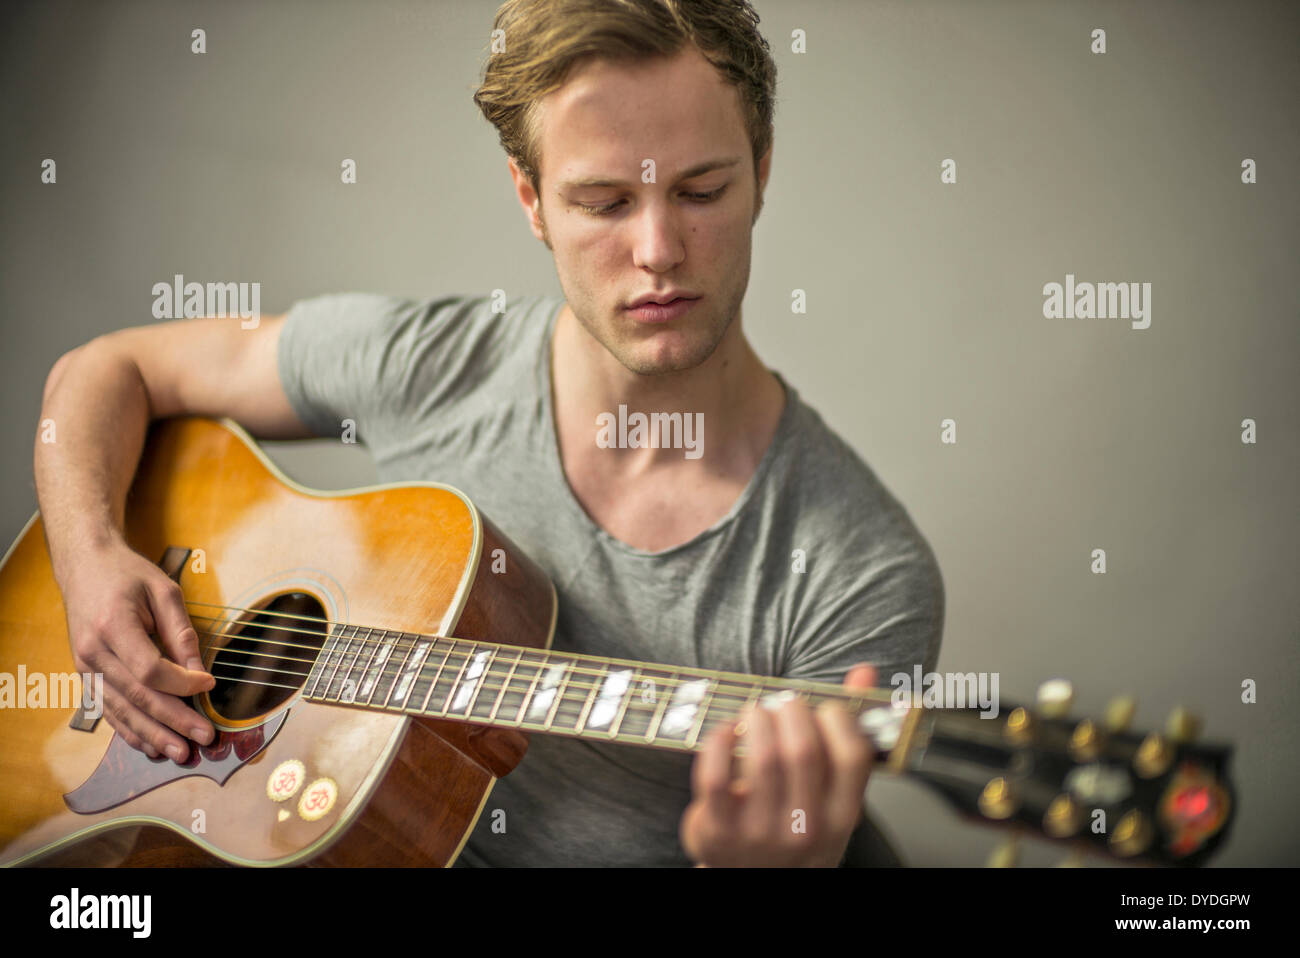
[300,625,915,761]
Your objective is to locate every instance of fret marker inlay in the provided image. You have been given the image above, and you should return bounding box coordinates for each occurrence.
[528,662,569,721]
[586,669,633,730]
[660,678,709,736]
[450,650,491,713]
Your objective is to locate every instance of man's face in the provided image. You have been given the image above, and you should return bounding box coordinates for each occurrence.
[511,47,771,376]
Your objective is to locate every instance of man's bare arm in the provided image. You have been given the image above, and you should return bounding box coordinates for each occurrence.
[33,314,309,760]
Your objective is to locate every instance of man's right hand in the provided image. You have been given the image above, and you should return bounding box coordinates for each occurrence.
[34,311,309,760]
[62,536,217,762]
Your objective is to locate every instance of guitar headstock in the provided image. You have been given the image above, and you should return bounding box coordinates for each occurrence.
[901,680,1236,866]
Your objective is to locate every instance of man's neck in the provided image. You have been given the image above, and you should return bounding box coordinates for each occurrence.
[550,303,786,478]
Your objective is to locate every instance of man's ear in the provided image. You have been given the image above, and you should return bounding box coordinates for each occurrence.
[507,156,547,244]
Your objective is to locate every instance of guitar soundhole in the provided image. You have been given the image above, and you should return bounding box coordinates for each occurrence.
[206,592,328,722]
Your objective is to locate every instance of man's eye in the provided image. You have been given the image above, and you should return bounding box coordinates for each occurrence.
[578,185,728,217]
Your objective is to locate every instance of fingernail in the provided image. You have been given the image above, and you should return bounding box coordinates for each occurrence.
[143,743,158,758]
[187,658,205,672]
[191,726,211,744]
[166,743,187,762]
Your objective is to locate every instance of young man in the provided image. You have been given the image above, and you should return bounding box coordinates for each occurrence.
[34,0,943,867]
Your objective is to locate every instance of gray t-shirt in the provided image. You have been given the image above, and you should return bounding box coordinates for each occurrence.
[277,292,944,866]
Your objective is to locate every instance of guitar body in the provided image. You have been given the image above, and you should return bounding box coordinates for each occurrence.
[0,417,556,867]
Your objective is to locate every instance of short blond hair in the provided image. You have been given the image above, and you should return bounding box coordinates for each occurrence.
[473,0,777,196]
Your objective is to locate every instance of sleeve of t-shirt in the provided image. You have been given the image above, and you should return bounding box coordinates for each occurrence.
[276,291,496,450]
[780,501,946,690]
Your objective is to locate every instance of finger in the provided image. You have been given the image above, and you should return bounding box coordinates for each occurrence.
[772,696,829,843]
[740,701,785,836]
[96,649,213,753]
[112,608,214,702]
[682,720,741,862]
[148,578,212,679]
[816,698,876,834]
[101,684,190,762]
[843,663,877,691]
[692,713,741,814]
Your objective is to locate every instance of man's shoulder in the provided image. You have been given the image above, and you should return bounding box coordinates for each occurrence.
[773,388,945,679]
[285,290,558,347]
[277,290,561,439]
[780,390,936,565]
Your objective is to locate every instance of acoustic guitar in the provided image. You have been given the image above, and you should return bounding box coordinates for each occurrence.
[0,417,1236,867]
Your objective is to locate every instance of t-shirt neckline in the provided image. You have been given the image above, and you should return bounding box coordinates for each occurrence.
[537,297,796,560]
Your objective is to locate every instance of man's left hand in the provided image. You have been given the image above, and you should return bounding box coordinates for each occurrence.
[680,663,877,867]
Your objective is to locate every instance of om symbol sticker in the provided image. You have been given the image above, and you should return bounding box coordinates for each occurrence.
[267,760,306,802]
[298,777,338,822]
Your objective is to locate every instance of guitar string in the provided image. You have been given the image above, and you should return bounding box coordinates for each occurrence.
[179,603,892,704]
[182,599,864,695]
[182,599,889,697]
[190,627,876,724]
[185,622,884,720]
[175,634,837,747]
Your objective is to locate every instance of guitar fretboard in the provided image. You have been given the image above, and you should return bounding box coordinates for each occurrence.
[301,625,910,757]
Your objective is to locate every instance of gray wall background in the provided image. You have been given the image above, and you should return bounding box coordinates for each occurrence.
[2,0,1296,866]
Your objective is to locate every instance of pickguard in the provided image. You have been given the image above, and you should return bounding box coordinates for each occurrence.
[63,709,288,814]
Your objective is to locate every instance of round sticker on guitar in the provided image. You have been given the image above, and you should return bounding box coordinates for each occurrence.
[266,760,306,802]
[298,777,338,821]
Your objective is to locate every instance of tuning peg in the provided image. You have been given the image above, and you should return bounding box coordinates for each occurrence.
[978,777,1018,820]
[1104,694,1137,733]
[1068,718,1103,761]
[1036,679,1074,718]
[1134,732,1173,778]
[1166,706,1202,743]
[986,832,1021,868]
[1109,810,1154,858]
[1003,706,1033,745]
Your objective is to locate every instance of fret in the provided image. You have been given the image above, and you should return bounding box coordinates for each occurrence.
[305,622,349,699]
[644,670,677,742]
[340,627,383,704]
[684,679,717,749]
[386,634,428,710]
[418,638,456,714]
[657,678,710,742]
[454,647,496,716]
[438,641,477,715]
[358,629,399,704]
[327,625,367,703]
[693,679,752,744]
[573,664,608,731]
[606,667,638,739]
[517,655,554,725]
[486,648,524,722]
[376,631,418,708]
[617,667,669,739]
[584,668,632,733]
[542,660,573,729]
[522,659,566,725]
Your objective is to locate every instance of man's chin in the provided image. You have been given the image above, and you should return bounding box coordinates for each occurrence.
[617,344,715,376]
